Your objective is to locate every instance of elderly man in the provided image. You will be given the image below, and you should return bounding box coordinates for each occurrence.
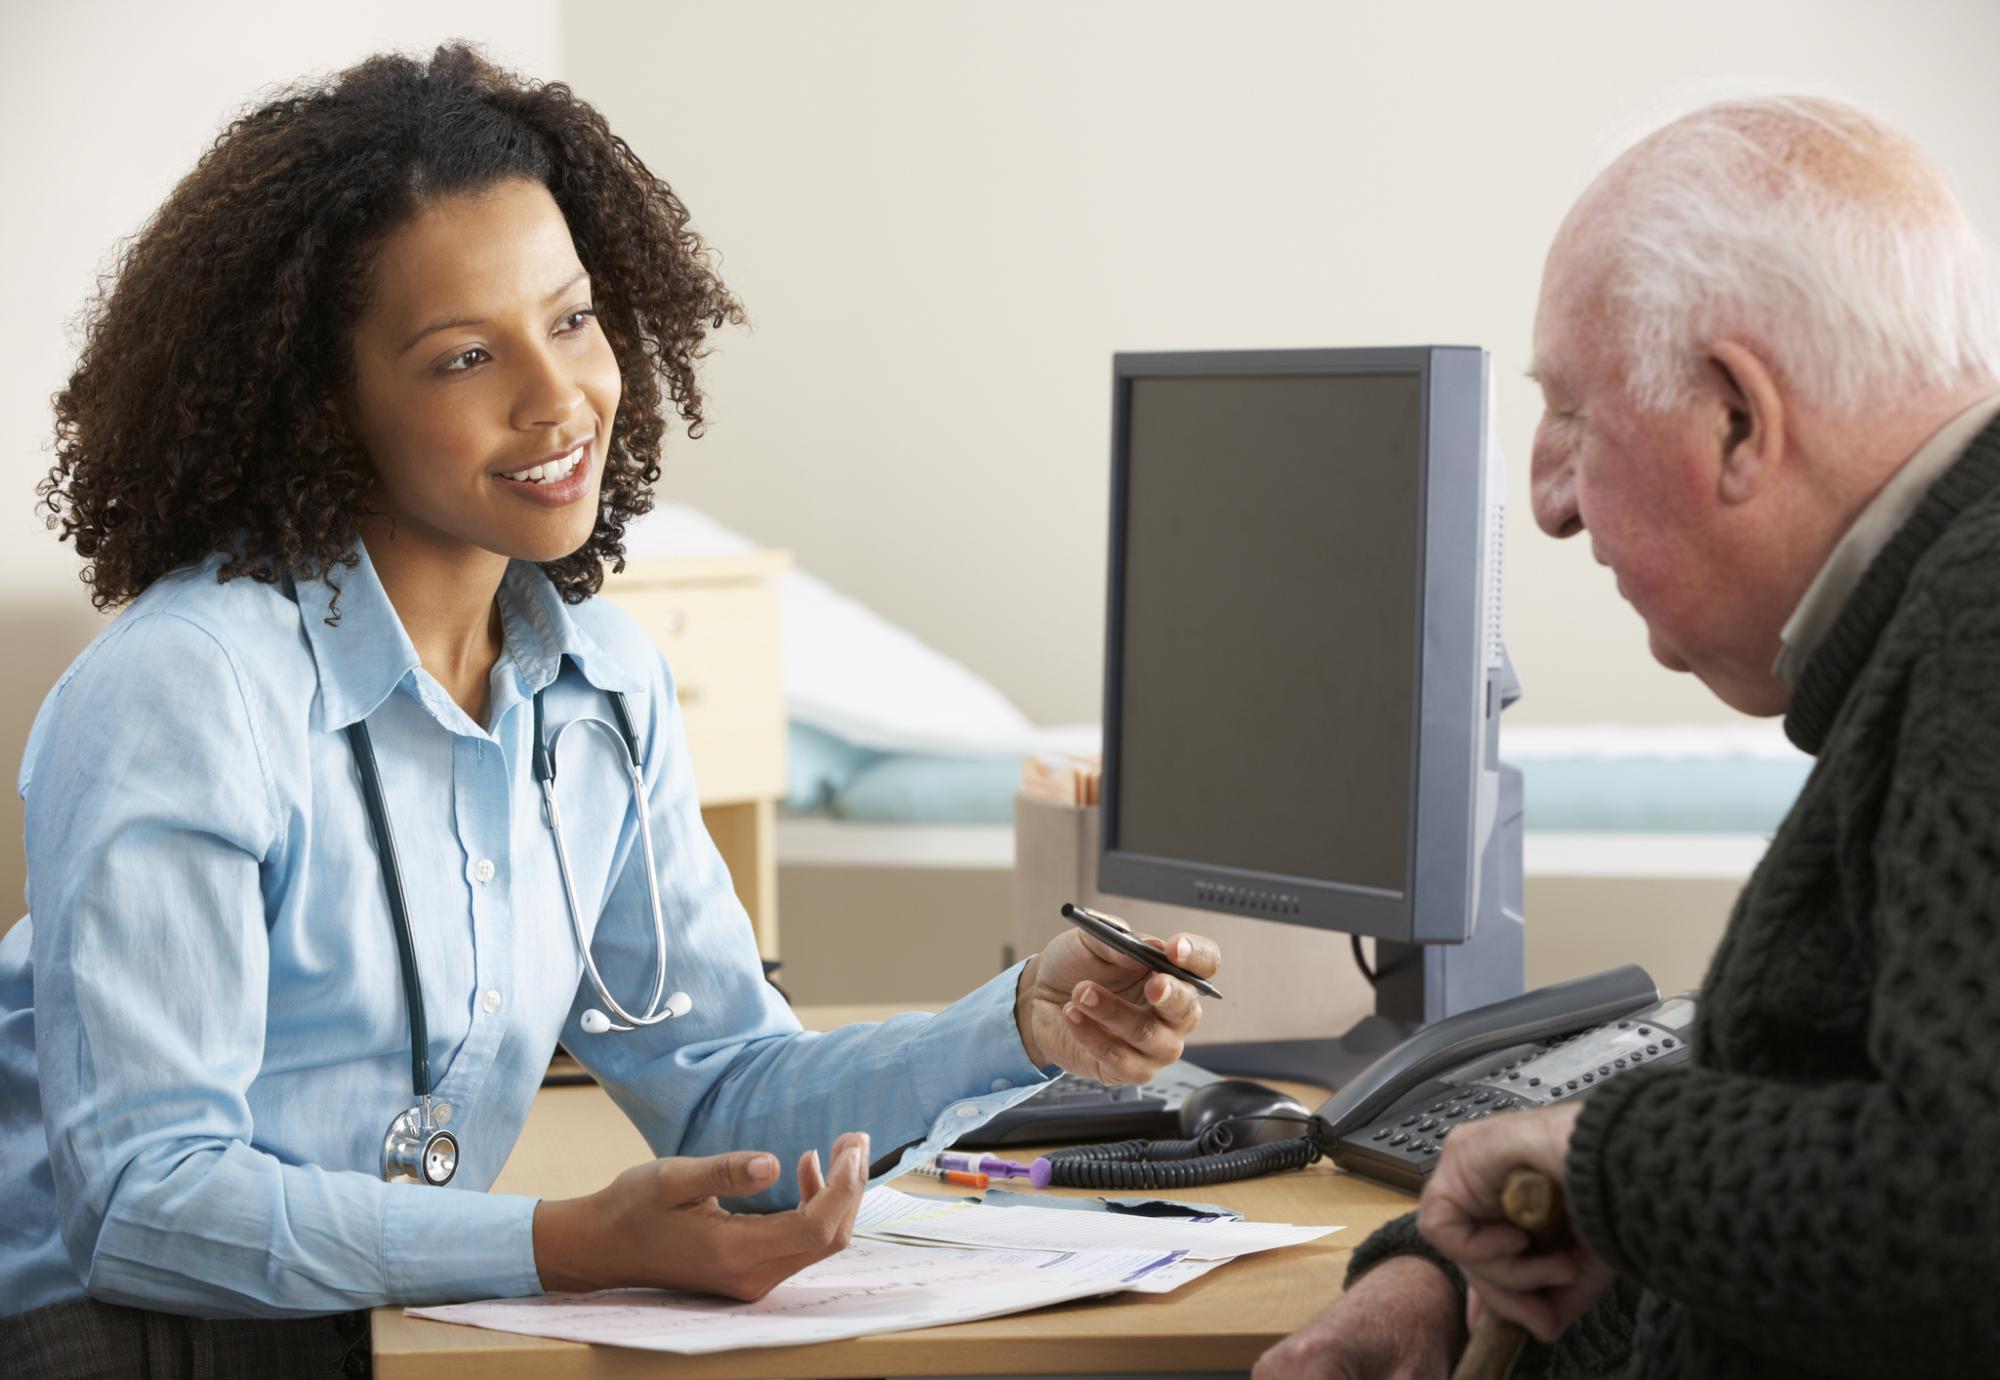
[1257,97,2000,1380]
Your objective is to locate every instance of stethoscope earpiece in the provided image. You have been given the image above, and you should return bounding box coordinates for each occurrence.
[580,989,692,1036]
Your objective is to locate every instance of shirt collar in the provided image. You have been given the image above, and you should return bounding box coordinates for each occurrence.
[1774,389,2000,685]
[294,540,647,733]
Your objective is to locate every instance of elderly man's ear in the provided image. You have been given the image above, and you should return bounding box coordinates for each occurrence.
[1705,341,1787,505]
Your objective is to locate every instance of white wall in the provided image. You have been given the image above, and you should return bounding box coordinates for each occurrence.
[564,0,2000,727]
[0,2,563,927]
[11,1,2000,929]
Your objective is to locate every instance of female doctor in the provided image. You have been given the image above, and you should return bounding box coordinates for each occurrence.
[0,44,1220,1376]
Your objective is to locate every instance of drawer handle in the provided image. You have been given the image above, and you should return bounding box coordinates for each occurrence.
[676,684,705,707]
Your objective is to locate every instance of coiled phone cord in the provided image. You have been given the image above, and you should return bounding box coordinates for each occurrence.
[1032,1121,1325,1190]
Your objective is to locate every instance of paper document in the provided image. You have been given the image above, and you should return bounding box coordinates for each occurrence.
[407,1186,1338,1354]
[860,1185,1339,1260]
[407,1236,1119,1355]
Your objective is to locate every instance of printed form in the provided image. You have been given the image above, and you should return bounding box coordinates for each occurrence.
[406,1186,1341,1355]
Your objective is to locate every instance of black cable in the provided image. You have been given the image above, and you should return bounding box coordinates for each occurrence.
[1351,934,1377,987]
[1035,1113,1326,1190]
[1038,1135,1321,1190]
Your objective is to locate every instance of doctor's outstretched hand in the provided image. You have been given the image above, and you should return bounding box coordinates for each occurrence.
[532,1131,870,1301]
[1015,926,1220,1082]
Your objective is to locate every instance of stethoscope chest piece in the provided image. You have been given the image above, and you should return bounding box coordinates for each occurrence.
[383,1101,459,1187]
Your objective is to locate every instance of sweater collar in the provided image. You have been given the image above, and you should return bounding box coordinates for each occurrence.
[1785,409,2000,753]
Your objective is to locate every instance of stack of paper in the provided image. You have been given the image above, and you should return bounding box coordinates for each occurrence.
[405,1186,1340,1355]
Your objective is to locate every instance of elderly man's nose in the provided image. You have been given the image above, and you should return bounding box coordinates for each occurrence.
[1531,442,1583,538]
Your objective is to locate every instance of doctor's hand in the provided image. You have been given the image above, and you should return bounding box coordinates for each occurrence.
[532,1131,870,1301]
[1417,1102,1614,1343]
[1014,926,1219,1083]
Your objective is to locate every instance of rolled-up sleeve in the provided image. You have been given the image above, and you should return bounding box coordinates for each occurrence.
[562,654,1053,1206]
[26,613,541,1316]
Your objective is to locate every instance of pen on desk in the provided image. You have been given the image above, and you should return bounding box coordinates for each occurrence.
[935,1152,1033,1179]
[908,1164,989,1189]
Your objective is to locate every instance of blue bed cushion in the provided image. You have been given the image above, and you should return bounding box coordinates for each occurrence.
[785,722,885,813]
[1520,756,1812,833]
[832,752,1021,824]
[803,728,1815,833]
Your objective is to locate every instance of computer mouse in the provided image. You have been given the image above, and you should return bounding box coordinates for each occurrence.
[1177,1078,1311,1146]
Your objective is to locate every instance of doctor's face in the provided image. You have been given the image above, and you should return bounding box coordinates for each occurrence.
[339,177,622,567]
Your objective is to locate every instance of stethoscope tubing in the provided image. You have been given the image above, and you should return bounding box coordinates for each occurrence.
[344,718,434,1099]
[352,685,680,1119]
[539,713,675,1029]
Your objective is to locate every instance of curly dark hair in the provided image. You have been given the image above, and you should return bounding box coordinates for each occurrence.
[39,41,742,612]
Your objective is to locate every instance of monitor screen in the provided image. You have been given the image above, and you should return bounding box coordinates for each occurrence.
[1111,370,1424,896]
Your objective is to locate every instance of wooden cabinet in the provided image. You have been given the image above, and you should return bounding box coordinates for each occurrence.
[600,550,789,960]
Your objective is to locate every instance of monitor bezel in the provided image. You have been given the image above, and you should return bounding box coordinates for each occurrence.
[1097,345,1488,945]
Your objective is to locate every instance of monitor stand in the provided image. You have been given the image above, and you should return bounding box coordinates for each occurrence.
[1187,1014,1421,1092]
[1184,770,1526,1093]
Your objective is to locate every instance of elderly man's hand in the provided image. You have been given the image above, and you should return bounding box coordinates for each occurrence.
[1415,1102,1615,1343]
[1014,926,1218,1082]
[1252,1255,1464,1380]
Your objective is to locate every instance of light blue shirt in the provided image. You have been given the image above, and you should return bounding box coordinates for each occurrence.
[0,543,1049,1320]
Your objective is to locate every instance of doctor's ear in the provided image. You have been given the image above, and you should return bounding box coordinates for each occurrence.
[1705,341,1786,505]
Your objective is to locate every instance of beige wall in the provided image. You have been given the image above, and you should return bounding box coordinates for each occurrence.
[563,0,2000,729]
[0,3,563,930]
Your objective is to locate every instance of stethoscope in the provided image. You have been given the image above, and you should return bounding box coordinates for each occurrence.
[345,686,692,1186]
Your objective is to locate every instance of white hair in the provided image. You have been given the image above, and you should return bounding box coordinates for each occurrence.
[1594,96,2000,414]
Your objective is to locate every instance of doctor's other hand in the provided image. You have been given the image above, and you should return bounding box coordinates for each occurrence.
[1014,927,1219,1082]
[1252,1255,1465,1380]
[532,1131,870,1301]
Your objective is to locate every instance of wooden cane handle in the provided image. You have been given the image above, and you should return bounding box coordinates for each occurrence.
[1448,1169,1569,1380]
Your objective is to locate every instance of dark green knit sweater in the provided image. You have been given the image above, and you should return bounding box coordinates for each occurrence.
[1347,417,2000,1379]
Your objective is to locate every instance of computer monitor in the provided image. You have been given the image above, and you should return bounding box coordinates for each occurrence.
[1099,346,1524,1087]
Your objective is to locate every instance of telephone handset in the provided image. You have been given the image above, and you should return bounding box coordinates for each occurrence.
[1318,965,1699,1191]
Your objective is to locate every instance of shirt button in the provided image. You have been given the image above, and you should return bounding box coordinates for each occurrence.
[990,1077,1012,1093]
[481,989,502,1014]
[474,859,495,883]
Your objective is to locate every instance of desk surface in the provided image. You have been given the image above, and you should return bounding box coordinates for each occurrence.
[371,1008,1416,1379]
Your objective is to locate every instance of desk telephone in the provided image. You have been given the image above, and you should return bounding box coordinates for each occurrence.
[974,965,1696,1194]
[1319,968,1698,1191]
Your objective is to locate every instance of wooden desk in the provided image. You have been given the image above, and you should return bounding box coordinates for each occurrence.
[373,1009,1417,1378]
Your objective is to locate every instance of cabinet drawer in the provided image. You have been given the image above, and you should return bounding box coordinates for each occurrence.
[607,578,784,804]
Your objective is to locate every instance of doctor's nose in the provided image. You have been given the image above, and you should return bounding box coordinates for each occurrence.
[511,346,590,434]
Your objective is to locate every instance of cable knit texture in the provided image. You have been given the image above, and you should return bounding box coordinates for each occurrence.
[1348,416,2000,1379]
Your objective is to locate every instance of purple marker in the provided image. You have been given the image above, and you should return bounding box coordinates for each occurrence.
[935,1152,1034,1180]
